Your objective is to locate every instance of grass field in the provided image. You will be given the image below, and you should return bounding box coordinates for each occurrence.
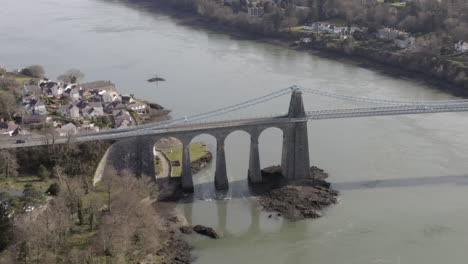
[161,141,210,177]
[0,175,55,190]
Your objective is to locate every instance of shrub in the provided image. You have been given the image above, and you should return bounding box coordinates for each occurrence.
[20,65,45,78]
[46,183,60,196]
[38,165,51,181]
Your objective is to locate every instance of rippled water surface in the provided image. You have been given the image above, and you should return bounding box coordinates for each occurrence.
[2,0,468,263]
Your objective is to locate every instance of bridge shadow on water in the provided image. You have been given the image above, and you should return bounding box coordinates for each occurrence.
[181,174,468,202]
[332,174,468,191]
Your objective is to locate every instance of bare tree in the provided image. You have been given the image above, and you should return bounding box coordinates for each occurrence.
[57,69,84,84]
[0,150,18,178]
[0,92,17,120]
[0,77,17,91]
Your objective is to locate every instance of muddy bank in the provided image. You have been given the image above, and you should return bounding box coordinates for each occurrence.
[254,166,338,221]
[152,201,193,264]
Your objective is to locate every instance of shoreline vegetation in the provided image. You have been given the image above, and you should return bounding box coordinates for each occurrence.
[123,0,468,96]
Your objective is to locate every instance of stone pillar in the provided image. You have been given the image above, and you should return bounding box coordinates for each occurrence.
[215,136,229,190]
[281,88,310,180]
[248,130,262,183]
[181,140,194,192]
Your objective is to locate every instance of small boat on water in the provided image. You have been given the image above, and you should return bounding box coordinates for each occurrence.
[147,75,166,83]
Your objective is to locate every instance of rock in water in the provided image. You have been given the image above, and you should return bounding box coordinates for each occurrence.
[179,226,193,234]
[193,225,220,239]
[257,166,339,221]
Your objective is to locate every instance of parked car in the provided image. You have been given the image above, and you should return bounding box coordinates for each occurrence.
[16,139,26,144]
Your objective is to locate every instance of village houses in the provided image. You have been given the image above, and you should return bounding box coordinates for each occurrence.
[455,41,468,52]
[376,28,417,50]
[11,78,149,138]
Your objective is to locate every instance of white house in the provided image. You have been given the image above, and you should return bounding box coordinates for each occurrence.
[55,123,77,137]
[70,88,80,101]
[34,101,47,115]
[248,6,264,17]
[394,35,415,49]
[376,28,404,41]
[127,102,148,114]
[455,41,468,52]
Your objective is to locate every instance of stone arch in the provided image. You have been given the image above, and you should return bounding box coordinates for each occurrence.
[258,126,284,169]
[154,136,184,177]
[189,133,217,176]
[224,129,252,185]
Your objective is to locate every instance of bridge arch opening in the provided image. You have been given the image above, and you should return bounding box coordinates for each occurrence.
[189,133,217,180]
[225,130,251,186]
[259,127,284,170]
[154,137,183,177]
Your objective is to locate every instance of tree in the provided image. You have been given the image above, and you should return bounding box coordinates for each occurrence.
[21,184,46,207]
[38,165,51,181]
[0,150,18,179]
[20,65,45,78]
[0,92,17,120]
[0,77,17,91]
[46,183,60,196]
[0,202,14,251]
[57,69,84,84]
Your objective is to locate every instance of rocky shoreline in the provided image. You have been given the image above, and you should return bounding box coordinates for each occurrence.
[254,166,338,221]
[190,151,212,174]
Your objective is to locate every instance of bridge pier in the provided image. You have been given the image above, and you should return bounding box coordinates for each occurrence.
[215,136,229,190]
[248,131,262,183]
[181,139,194,192]
[281,89,310,180]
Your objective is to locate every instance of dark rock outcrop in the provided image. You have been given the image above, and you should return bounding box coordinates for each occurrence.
[190,151,213,174]
[257,166,338,221]
[193,225,220,239]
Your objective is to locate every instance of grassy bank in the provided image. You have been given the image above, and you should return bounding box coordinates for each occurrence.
[0,175,55,190]
[160,141,210,176]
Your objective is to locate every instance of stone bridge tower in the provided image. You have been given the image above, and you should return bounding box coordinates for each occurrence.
[281,88,311,180]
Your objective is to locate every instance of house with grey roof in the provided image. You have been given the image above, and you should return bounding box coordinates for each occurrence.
[61,104,80,119]
[23,114,47,124]
[82,102,104,118]
[112,109,132,128]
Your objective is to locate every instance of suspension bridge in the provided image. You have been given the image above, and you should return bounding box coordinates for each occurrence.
[2,85,468,191]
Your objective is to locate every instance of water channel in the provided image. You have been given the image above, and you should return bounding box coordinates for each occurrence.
[2,0,468,263]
